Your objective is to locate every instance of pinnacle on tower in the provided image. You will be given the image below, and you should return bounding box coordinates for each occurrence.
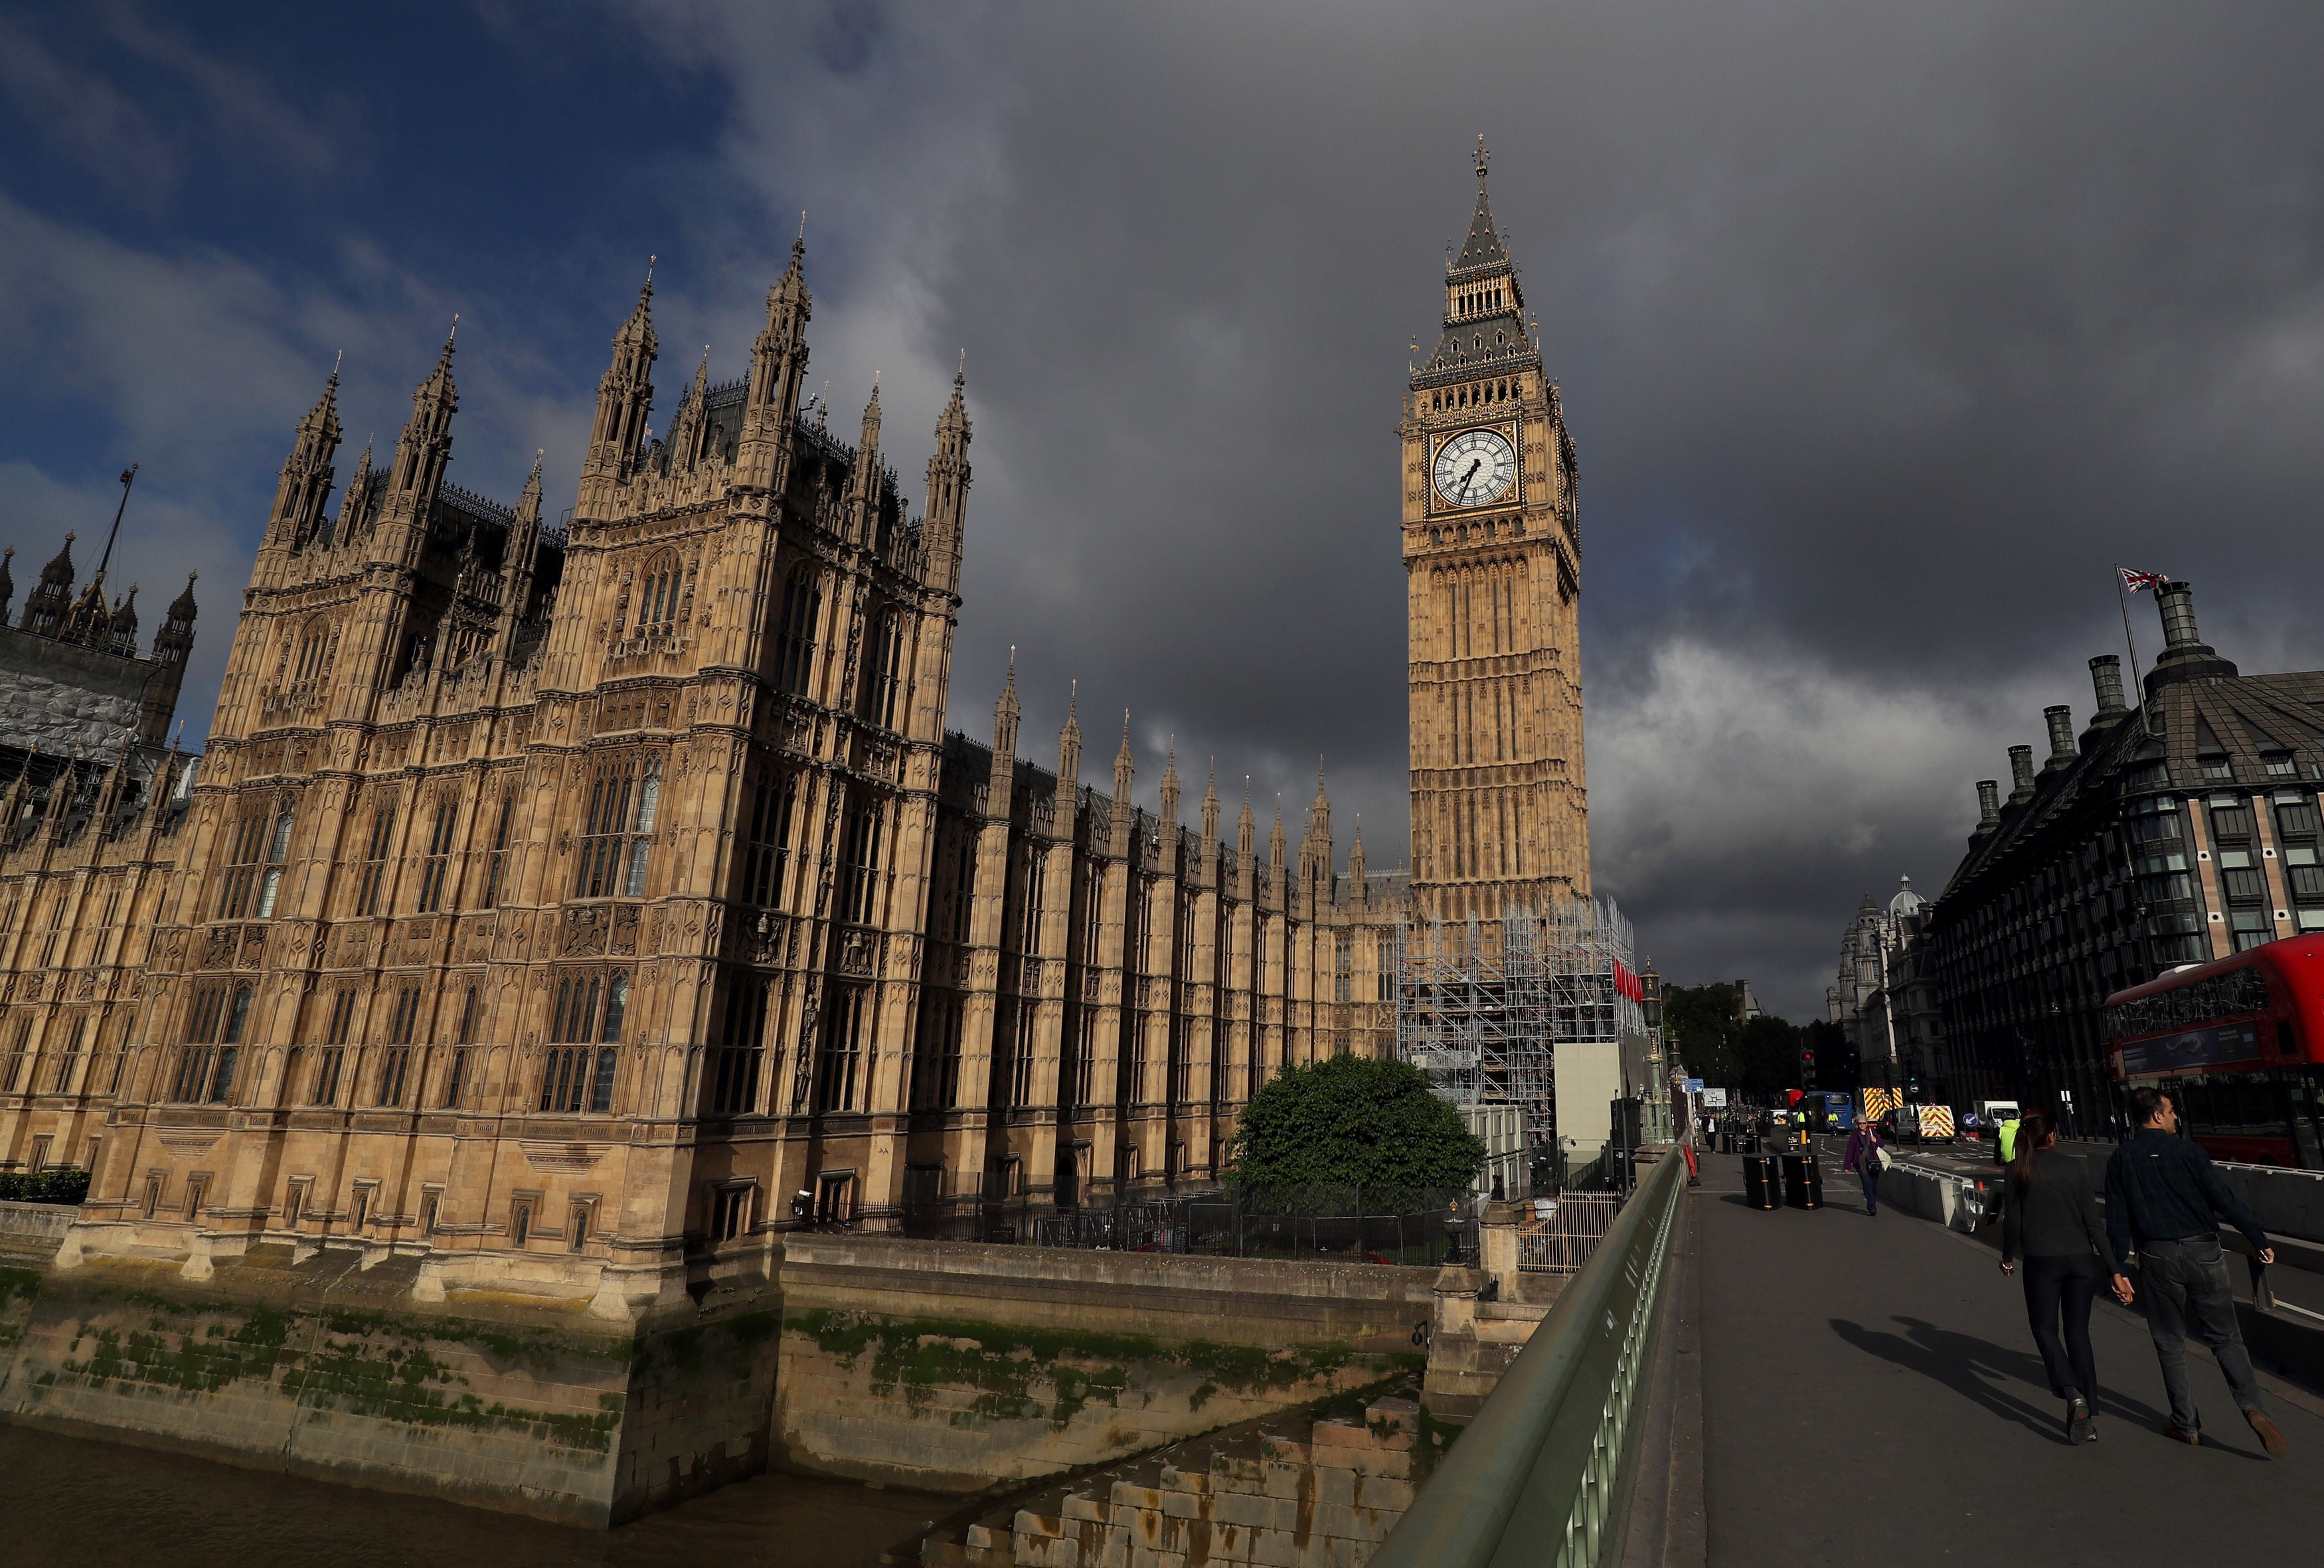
[1057,680,1082,785]
[991,651,1021,758]
[586,270,659,494]
[388,329,459,501]
[270,365,344,550]
[922,364,973,593]
[1454,134,1509,274]
[738,233,813,489]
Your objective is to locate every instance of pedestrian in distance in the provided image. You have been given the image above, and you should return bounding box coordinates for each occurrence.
[1843,1115,1890,1217]
[1997,1111,2023,1167]
[1999,1111,2123,1445]
[2105,1085,2289,1456]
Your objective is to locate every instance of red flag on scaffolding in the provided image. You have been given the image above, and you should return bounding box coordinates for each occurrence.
[1613,959,1643,1003]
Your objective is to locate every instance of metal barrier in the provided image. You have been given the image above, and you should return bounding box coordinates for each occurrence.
[1373,1147,1687,1568]
[1517,1193,1623,1274]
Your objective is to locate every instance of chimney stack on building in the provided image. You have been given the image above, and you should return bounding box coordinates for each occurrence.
[2043,705,2076,765]
[2007,744,2036,801]
[2145,579,2239,692]
[2089,654,2127,716]
[2157,581,2202,651]
[1976,779,2002,826]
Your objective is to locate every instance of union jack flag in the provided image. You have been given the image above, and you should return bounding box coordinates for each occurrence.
[2119,566,2165,593]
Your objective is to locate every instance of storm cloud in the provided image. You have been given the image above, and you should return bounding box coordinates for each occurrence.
[5,2,2323,1016]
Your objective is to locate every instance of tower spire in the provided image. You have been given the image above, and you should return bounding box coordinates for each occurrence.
[738,232,812,489]
[582,264,659,503]
[267,366,341,554]
[1159,736,1181,826]
[922,362,971,593]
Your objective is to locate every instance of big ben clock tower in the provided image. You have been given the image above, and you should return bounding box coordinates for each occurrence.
[1404,137,1588,926]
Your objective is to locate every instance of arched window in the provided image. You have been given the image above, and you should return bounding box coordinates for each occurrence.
[293,618,335,684]
[744,773,796,908]
[541,969,625,1113]
[256,803,295,917]
[171,982,250,1103]
[776,566,821,695]
[355,797,398,915]
[635,551,681,635]
[836,792,883,927]
[416,795,458,912]
[219,799,294,919]
[865,611,904,729]
[710,972,768,1115]
[574,755,661,898]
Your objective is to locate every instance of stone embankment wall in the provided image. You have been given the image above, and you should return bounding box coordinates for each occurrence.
[928,1395,1432,1568]
[0,1209,1438,1524]
[780,1237,1432,1492]
[0,1210,780,1526]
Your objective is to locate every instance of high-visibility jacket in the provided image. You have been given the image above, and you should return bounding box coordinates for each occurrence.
[1998,1118,2022,1164]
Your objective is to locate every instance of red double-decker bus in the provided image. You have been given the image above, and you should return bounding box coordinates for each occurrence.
[2103,936,2324,1167]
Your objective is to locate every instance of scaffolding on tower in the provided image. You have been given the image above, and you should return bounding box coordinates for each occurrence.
[1393,898,1643,1156]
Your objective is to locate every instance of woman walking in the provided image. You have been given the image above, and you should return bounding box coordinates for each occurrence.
[2001,1111,2124,1444]
[1843,1116,1888,1217]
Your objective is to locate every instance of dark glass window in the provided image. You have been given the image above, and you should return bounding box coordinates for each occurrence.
[540,971,626,1113]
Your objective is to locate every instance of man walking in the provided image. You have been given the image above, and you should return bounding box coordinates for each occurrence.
[2105,1085,2288,1455]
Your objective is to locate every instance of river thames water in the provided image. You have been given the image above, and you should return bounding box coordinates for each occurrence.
[0,1423,947,1567]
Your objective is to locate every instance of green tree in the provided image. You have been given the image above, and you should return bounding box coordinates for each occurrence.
[1663,982,1743,1090]
[1224,1056,1486,1195]
[1738,1014,1803,1097]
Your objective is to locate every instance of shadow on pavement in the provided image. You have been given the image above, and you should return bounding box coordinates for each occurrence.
[1829,1314,2197,1449]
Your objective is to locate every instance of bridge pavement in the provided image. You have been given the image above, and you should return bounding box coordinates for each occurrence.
[1695,1147,2324,1567]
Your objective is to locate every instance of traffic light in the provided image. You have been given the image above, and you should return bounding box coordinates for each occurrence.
[1800,1046,1817,1089]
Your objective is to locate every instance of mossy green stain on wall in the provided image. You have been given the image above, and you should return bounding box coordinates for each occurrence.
[786,1308,1416,1433]
[21,1284,633,1454]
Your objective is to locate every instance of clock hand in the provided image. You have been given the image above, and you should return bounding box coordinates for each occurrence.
[1457,458,1481,502]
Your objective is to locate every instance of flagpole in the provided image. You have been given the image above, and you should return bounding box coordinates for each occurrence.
[97,463,137,581]
[2114,564,2145,690]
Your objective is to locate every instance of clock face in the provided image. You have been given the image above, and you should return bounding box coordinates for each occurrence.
[1433,428,1516,508]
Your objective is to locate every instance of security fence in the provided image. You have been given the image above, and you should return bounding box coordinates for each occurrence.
[1516,1192,1623,1275]
[904,1185,1477,1265]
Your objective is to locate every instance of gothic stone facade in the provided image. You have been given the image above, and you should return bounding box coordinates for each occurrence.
[1403,141,1589,927]
[0,532,201,1179]
[0,236,1412,1314]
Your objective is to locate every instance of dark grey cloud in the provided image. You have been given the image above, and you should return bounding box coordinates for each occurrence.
[628,1,2324,1016]
[14,1,2324,1020]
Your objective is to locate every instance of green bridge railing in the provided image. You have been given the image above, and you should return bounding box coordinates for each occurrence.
[1372,1145,1687,1568]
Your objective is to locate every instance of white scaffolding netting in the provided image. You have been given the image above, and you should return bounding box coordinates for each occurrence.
[1393,899,1643,1151]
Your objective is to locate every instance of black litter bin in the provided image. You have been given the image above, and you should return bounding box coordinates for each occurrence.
[1782,1154,1823,1210]
[1743,1154,1780,1209]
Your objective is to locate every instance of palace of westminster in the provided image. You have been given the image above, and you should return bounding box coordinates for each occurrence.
[0,149,1588,1312]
